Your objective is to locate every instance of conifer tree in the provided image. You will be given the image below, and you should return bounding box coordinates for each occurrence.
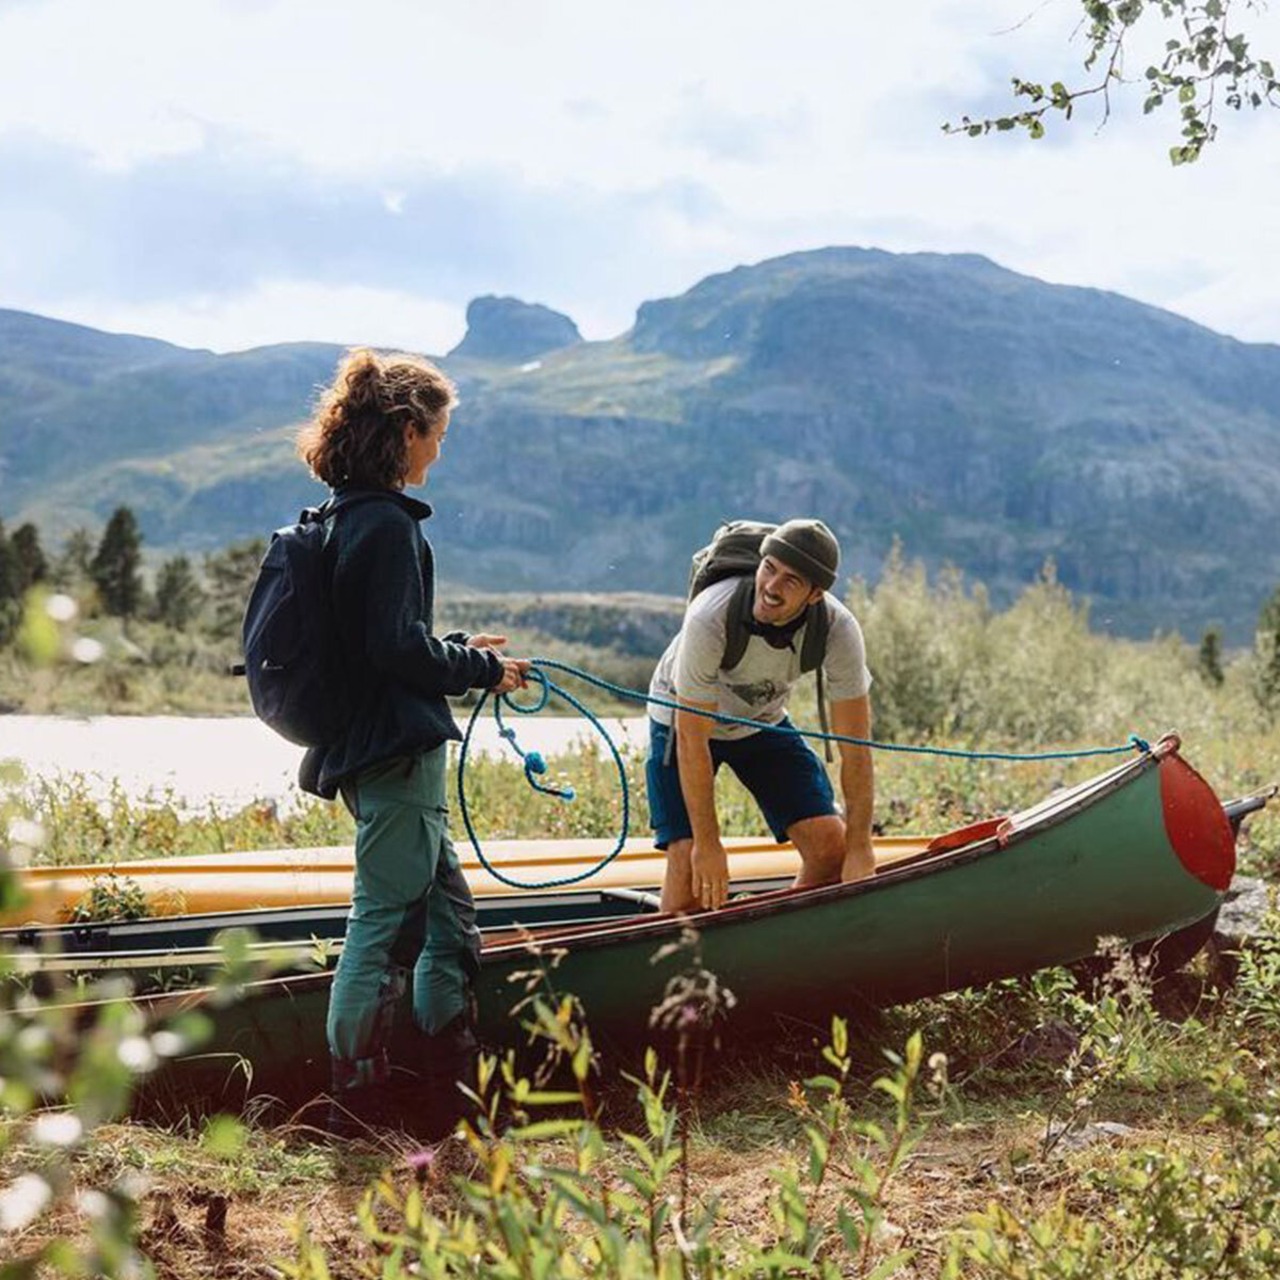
[0,521,19,646]
[90,507,144,618]
[11,523,48,594]
[54,528,94,591]
[154,555,204,631]
[204,538,266,641]
[0,520,18,606]
[1255,585,1280,716]
[1197,627,1225,688]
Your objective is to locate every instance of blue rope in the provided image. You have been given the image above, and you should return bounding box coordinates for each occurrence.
[532,658,1150,762]
[457,668,631,890]
[455,657,1150,891]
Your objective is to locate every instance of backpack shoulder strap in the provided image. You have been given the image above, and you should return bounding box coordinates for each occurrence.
[801,599,834,762]
[798,597,830,675]
[720,576,755,671]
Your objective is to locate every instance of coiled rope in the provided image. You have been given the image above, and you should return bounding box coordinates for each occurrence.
[456,657,1150,891]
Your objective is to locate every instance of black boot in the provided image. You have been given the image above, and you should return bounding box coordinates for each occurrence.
[400,1006,481,1139]
[325,1053,403,1139]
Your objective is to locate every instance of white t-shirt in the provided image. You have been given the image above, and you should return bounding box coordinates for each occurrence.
[648,578,872,741]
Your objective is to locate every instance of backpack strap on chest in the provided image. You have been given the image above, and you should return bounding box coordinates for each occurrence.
[802,599,834,761]
[798,598,828,675]
[720,576,756,671]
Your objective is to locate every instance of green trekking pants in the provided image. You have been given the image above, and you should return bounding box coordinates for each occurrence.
[326,745,481,1090]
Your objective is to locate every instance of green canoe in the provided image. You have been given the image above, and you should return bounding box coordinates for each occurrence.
[51,735,1258,1109]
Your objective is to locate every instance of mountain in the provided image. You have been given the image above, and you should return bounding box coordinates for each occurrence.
[2,247,1279,640]
[448,296,582,362]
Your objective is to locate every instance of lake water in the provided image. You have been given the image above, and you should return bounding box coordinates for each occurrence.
[0,714,649,812]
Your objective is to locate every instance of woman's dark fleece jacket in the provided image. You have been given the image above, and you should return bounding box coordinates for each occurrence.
[299,487,502,800]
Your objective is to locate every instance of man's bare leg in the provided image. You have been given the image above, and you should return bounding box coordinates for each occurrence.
[787,815,846,889]
[661,838,697,913]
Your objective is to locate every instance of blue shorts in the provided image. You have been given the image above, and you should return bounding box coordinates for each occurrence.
[645,717,837,850]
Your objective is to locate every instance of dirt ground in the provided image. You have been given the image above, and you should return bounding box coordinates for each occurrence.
[2,1105,1152,1279]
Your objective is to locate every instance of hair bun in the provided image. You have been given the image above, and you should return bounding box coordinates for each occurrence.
[342,348,384,409]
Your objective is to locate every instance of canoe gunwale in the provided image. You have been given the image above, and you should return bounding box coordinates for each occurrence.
[476,738,1173,960]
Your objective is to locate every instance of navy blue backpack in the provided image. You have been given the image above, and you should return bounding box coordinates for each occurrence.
[241,493,387,747]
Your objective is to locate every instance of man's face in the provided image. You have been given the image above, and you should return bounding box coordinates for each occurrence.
[753,554,823,626]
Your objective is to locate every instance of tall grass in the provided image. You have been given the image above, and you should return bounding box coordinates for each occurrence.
[3,553,1277,875]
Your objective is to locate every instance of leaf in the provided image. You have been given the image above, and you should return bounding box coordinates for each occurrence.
[507,1119,585,1141]
[614,1168,657,1199]
[866,1248,917,1280]
[874,1076,906,1105]
[836,1206,863,1254]
[806,1124,830,1180]
[522,1090,583,1106]
[831,1016,848,1059]
[489,1146,510,1194]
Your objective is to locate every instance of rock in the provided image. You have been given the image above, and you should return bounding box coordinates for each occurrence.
[448,296,581,363]
[993,1019,1082,1069]
[1214,875,1275,951]
[1045,1119,1136,1154]
[1207,875,1276,985]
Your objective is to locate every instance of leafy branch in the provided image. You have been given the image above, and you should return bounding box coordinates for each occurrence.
[946,0,1280,163]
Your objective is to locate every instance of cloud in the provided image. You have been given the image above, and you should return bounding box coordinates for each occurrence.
[0,131,728,342]
[46,281,468,356]
[0,0,1277,352]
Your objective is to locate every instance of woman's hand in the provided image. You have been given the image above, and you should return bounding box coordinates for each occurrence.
[490,657,531,694]
[467,632,509,651]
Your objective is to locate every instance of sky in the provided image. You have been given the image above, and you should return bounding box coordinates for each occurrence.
[1,0,1278,355]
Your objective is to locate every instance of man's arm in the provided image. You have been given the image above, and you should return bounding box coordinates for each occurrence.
[675,698,731,910]
[830,695,875,881]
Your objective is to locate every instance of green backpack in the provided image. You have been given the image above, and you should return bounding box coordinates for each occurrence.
[687,520,833,754]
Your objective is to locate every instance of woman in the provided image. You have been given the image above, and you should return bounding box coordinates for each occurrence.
[295,347,528,1136]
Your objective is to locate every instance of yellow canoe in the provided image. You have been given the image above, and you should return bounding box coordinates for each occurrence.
[3,832,936,926]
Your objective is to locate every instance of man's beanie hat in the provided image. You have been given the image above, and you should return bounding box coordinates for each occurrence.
[760,519,840,593]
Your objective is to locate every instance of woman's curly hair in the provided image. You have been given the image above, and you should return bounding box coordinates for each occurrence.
[297,348,458,489]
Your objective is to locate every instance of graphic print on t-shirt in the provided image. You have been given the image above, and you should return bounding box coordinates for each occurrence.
[727,678,789,708]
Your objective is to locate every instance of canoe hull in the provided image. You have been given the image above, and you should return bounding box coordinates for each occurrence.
[123,740,1237,1110]
[476,746,1228,1033]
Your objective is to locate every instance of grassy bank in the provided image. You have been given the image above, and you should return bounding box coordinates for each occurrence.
[2,559,1280,1277]
[1,720,1278,1279]
[3,909,1280,1278]
[3,721,1276,881]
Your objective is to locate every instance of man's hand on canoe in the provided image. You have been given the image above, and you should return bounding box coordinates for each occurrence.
[690,838,731,911]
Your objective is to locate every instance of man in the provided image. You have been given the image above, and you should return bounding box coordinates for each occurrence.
[646,519,875,913]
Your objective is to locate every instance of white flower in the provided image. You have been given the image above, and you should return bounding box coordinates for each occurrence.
[45,594,78,623]
[150,1030,185,1058]
[117,1036,157,1072]
[0,1173,52,1232]
[31,1111,83,1147]
[71,637,105,664]
[75,1189,110,1220]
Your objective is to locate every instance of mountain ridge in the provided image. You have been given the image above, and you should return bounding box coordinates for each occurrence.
[3,246,1278,641]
